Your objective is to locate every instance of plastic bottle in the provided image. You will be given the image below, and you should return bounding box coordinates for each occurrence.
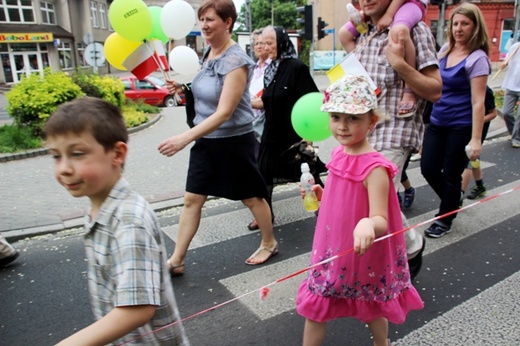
[346,3,368,35]
[465,145,480,169]
[300,163,319,212]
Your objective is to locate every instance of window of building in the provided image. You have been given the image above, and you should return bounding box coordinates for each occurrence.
[90,1,98,28]
[99,3,107,29]
[40,1,55,24]
[57,41,73,69]
[0,0,35,23]
[77,42,88,67]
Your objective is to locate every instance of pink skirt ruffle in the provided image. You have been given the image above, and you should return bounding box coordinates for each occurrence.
[296,280,424,324]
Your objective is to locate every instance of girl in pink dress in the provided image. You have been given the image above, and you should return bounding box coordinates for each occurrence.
[296,75,423,346]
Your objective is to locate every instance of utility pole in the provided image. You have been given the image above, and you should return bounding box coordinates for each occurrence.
[436,0,447,46]
[514,0,520,43]
[271,0,274,25]
[245,0,253,58]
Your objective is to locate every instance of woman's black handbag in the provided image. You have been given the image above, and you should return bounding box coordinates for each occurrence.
[281,140,327,185]
[181,83,195,128]
[180,48,211,128]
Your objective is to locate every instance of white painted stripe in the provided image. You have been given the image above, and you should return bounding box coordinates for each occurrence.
[394,271,520,345]
[218,181,520,320]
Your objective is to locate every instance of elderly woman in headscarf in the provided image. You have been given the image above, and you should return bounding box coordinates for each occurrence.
[249,26,320,230]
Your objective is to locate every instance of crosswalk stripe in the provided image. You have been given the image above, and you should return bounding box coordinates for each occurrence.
[395,266,520,345]
[174,181,520,320]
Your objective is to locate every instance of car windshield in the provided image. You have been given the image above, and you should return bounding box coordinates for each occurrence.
[147,76,165,87]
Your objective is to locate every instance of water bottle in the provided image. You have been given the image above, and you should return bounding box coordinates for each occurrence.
[465,145,480,169]
[347,3,368,35]
[300,163,319,212]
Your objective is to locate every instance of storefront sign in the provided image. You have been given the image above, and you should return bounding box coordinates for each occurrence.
[0,33,54,43]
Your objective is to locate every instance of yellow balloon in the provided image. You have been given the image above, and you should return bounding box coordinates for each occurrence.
[109,0,152,42]
[104,33,141,70]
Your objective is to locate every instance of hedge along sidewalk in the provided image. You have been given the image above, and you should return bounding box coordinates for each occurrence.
[0,113,162,163]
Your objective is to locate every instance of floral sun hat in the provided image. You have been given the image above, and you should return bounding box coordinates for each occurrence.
[321,74,378,114]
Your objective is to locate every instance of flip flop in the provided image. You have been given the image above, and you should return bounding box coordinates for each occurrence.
[397,100,416,118]
[245,243,279,266]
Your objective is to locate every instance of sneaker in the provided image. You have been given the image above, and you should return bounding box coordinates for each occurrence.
[425,223,451,238]
[403,187,415,208]
[410,153,421,162]
[0,251,19,266]
[512,142,520,148]
[467,184,486,200]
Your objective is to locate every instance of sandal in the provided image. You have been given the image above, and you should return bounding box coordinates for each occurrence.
[166,259,184,277]
[245,243,279,266]
[397,100,417,118]
[247,219,259,231]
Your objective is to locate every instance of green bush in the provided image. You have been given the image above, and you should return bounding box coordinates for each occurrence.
[126,98,160,114]
[6,69,84,136]
[72,70,126,108]
[122,105,149,128]
[0,124,43,153]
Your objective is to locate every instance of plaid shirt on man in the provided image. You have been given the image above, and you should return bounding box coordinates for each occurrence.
[354,22,439,152]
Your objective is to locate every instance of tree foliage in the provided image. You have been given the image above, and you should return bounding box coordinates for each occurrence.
[236,0,308,32]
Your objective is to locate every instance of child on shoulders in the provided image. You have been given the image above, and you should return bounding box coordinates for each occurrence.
[340,0,429,118]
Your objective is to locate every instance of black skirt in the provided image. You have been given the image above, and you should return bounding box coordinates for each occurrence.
[186,132,269,200]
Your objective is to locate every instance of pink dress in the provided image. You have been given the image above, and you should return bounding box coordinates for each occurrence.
[296,147,423,323]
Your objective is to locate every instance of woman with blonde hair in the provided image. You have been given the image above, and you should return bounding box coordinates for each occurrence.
[421,2,491,238]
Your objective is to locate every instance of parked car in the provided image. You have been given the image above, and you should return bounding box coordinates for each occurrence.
[120,75,185,107]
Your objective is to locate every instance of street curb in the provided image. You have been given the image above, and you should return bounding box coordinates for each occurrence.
[4,195,187,243]
[0,112,163,163]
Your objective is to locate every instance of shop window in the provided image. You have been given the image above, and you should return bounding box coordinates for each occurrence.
[0,0,35,23]
[40,1,55,24]
[90,1,98,28]
[57,41,73,69]
[99,3,107,29]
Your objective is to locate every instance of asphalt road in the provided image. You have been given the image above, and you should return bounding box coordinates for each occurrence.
[1,137,519,345]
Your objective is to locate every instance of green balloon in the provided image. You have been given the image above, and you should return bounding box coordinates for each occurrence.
[109,0,152,42]
[148,6,169,44]
[291,92,332,142]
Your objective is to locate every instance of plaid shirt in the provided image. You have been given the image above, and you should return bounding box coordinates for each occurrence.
[354,22,439,151]
[84,178,189,345]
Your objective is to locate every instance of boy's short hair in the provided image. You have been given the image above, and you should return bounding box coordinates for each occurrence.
[44,97,128,151]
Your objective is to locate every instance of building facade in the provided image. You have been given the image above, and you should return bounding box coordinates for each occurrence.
[0,0,205,85]
[312,0,517,64]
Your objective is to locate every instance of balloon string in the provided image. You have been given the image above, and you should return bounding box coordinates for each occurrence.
[117,185,520,345]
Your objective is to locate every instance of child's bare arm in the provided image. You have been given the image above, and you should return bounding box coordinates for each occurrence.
[56,305,156,346]
[377,0,406,31]
[484,108,497,123]
[353,167,389,255]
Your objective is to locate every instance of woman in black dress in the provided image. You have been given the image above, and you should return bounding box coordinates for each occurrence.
[249,26,321,229]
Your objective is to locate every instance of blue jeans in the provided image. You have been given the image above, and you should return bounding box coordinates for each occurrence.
[421,124,472,226]
[502,89,520,145]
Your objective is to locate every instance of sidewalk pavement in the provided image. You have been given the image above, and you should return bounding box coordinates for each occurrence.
[0,69,510,241]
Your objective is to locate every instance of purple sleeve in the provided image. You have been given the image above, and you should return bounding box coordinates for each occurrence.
[465,50,490,79]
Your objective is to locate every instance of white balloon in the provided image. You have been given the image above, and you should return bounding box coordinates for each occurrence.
[161,0,196,40]
[169,45,200,74]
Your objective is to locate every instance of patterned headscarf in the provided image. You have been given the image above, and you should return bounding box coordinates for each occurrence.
[264,26,297,88]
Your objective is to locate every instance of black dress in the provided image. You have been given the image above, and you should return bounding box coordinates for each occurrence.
[258,58,320,185]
